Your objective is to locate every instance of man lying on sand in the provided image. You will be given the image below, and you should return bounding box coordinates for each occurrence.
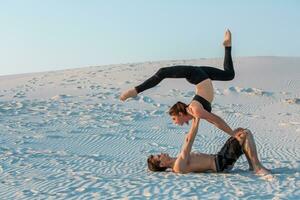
[147,118,270,175]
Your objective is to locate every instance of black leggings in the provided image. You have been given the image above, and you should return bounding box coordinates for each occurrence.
[135,47,234,93]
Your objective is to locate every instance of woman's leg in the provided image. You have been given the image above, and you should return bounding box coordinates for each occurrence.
[120,66,193,101]
[120,30,234,101]
[198,30,234,81]
[199,47,234,81]
[135,66,191,93]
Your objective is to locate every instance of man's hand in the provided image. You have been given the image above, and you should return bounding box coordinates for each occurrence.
[233,128,247,145]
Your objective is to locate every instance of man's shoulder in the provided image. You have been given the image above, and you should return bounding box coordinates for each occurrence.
[173,154,188,173]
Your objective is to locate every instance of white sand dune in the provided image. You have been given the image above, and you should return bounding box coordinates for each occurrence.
[0,57,299,199]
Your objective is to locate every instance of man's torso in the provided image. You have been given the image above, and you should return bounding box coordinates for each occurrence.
[173,152,216,173]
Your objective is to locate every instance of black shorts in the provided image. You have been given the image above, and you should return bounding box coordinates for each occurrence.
[215,137,244,172]
[192,94,212,113]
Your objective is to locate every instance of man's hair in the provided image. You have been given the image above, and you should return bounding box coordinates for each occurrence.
[147,155,167,172]
[168,101,188,116]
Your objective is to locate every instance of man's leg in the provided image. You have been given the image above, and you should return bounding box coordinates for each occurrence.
[245,154,254,171]
[233,130,252,170]
[236,129,270,175]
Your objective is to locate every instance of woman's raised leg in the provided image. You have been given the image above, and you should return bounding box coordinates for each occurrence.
[200,30,235,81]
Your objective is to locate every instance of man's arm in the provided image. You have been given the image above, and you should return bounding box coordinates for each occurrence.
[188,106,234,136]
[180,118,200,160]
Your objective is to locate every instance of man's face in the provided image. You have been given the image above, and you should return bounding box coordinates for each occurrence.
[171,113,188,126]
[152,153,171,166]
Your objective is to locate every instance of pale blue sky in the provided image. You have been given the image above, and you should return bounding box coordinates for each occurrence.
[1,0,299,75]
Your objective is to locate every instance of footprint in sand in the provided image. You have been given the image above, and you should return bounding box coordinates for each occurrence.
[215,88,224,95]
[137,96,155,104]
[259,174,276,182]
[77,86,85,89]
[51,94,73,101]
[278,121,300,128]
[89,85,102,90]
[65,79,77,83]
[289,121,300,125]
[283,98,300,105]
[152,103,167,108]
[224,86,273,96]
[13,91,26,98]
[125,135,141,141]
[150,110,165,116]
[28,77,39,84]
[183,91,195,98]
[46,135,66,139]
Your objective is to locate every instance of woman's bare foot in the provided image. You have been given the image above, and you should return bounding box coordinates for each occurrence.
[223,29,232,47]
[255,167,271,175]
[120,88,138,101]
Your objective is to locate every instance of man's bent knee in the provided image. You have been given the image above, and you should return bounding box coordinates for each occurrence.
[234,130,247,145]
[233,127,246,135]
[237,132,247,144]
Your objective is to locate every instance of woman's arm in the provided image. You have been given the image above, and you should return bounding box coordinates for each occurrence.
[180,118,200,160]
[188,106,234,136]
[173,118,200,173]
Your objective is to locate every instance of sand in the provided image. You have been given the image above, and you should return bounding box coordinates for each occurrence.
[0,57,299,199]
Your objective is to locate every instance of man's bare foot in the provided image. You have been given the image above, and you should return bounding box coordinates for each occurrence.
[120,88,138,101]
[223,29,232,47]
[255,167,271,175]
